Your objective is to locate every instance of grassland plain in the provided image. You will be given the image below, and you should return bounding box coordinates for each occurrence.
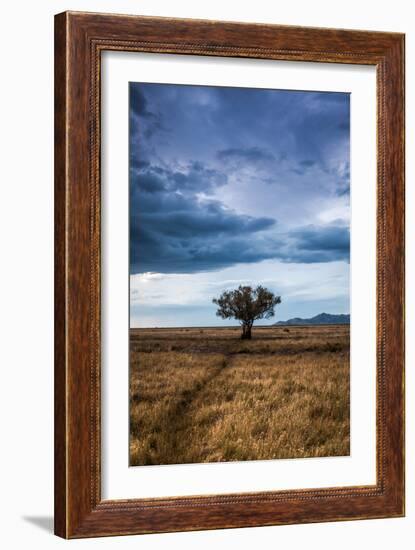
[129,325,350,466]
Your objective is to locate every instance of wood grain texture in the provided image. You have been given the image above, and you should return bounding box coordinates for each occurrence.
[54,11,68,539]
[54,11,405,538]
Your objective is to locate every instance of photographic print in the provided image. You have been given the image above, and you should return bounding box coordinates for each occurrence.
[129,82,350,466]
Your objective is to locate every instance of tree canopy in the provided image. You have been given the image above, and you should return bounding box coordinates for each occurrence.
[212,285,281,339]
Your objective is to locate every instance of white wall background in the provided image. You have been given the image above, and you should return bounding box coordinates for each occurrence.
[0,1,412,548]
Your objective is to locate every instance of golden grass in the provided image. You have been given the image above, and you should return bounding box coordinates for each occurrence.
[129,325,350,466]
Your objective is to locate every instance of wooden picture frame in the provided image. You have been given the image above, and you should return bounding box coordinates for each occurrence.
[54,11,405,538]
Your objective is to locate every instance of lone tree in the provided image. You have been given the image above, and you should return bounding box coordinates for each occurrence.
[213,285,281,340]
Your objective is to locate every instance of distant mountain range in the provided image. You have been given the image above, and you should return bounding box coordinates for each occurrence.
[274,313,350,326]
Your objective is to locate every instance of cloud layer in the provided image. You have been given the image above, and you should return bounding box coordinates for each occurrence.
[129,82,350,324]
[130,83,350,275]
[130,159,349,273]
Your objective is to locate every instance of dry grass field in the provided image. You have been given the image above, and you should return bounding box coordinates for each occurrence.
[129,325,350,466]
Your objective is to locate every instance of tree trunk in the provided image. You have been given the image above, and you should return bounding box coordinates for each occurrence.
[241,324,252,339]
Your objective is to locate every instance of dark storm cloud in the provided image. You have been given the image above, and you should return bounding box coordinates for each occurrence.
[130,163,277,273]
[217,147,275,164]
[130,84,349,169]
[131,162,228,196]
[292,225,349,252]
[130,163,349,273]
[129,83,350,274]
[290,159,318,176]
[300,160,316,168]
[285,224,350,263]
[130,86,154,119]
[129,83,167,152]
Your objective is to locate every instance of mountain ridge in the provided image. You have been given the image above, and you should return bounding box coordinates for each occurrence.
[274,312,350,326]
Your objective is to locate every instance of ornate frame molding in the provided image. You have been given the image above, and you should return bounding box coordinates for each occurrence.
[55,11,405,538]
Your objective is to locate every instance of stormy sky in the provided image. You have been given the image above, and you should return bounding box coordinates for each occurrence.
[129,82,350,327]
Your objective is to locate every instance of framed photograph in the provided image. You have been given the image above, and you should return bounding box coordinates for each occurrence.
[54,11,405,538]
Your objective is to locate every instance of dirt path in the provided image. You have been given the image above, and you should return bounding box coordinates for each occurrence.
[160,354,233,461]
